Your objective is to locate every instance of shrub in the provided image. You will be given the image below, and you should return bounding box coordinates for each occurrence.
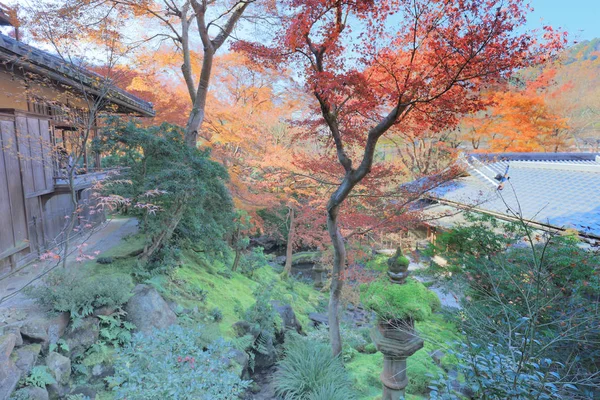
[429,343,586,399]
[96,119,235,272]
[107,325,249,399]
[26,270,133,327]
[360,278,441,321]
[210,307,223,322]
[274,335,356,400]
[239,247,269,277]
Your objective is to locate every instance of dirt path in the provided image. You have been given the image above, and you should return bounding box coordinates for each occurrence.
[0,218,138,325]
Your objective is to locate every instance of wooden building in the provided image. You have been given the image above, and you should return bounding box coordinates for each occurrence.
[0,29,154,271]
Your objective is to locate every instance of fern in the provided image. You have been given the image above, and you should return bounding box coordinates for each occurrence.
[23,366,56,388]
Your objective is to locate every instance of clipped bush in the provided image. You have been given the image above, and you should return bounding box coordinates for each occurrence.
[274,334,356,400]
[26,270,133,327]
[108,325,249,399]
[360,278,441,321]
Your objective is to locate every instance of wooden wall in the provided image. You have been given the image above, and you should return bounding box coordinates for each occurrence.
[0,114,29,264]
[0,110,105,272]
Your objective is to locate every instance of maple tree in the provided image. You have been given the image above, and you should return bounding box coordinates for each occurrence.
[238,0,565,356]
[462,70,570,152]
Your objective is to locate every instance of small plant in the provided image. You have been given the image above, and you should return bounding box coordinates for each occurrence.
[360,277,441,321]
[209,307,223,322]
[274,334,356,400]
[23,366,56,388]
[98,310,136,346]
[82,342,112,367]
[26,270,133,328]
[49,338,70,355]
[107,325,249,399]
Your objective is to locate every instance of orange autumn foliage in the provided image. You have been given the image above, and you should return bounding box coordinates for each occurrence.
[463,70,570,152]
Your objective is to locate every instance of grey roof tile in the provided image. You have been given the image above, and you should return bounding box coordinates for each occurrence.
[430,153,600,238]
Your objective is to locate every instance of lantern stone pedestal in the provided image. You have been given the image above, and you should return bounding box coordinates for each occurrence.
[371,320,424,399]
[312,265,327,289]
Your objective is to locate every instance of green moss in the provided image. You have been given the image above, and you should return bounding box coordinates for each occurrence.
[346,352,384,399]
[360,278,441,321]
[144,250,324,335]
[365,254,389,272]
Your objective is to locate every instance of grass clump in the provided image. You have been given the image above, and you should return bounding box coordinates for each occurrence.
[274,334,356,400]
[360,278,441,321]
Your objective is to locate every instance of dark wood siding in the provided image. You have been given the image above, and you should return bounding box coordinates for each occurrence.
[0,117,29,260]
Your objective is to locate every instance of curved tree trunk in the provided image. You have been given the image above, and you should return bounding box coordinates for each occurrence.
[327,203,346,357]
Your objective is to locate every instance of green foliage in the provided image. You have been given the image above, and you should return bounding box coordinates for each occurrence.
[82,342,112,367]
[23,366,56,388]
[429,343,585,399]
[49,338,70,355]
[98,310,136,346]
[365,254,389,271]
[26,270,133,327]
[274,334,356,400]
[239,247,269,277]
[244,282,282,341]
[209,307,223,322]
[360,278,441,321]
[306,324,370,361]
[107,325,249,399]
[96,118,234,274]
[435,217,600,394]
[424,212,523,266]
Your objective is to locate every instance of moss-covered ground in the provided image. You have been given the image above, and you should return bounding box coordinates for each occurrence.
[83,236,463,399]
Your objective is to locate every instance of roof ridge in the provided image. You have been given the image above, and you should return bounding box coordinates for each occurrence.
[0,33,154,116]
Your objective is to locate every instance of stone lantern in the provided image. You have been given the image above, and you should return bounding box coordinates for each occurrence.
[371,248,424,399]
[312,264,327,289]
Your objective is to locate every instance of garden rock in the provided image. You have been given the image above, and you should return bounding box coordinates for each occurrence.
[253,335,277,369]
[308,312,328,327]
[430,349,445,366]
[14,343,41,375]
[70,386,97,399]
[226,349,250,379]
[47,383,70,399]
[232,320,255,338]
[0,333,16,363]
[20,313,69,348]
[46,351,71,385]
[124,284,177,333]
[64,317,100,357]
[14,386,49,400]
[274,255,286,265]
[0,360,20,400]
[91,363,114,380]
[0,326,22,347]
[271,301,302,334]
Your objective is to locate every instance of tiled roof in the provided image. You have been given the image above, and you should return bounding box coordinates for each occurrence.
[429,153,600,238]
[0,33,155,117]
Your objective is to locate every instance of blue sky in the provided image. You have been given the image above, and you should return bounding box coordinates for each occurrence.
[5,0,600,42]
[527,0,600,41]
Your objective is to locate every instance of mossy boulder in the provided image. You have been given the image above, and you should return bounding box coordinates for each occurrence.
[360,278,441,321]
